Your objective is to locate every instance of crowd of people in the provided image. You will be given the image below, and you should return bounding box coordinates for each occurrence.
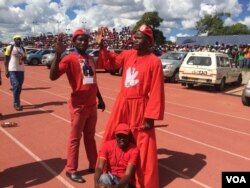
[21,26,134,50]
[18,26,250,69]
[160,43,250,68]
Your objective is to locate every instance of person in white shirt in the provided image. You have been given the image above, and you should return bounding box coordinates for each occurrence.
[4,35,26,111]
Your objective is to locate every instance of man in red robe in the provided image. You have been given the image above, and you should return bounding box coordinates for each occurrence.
[96,24,165,188]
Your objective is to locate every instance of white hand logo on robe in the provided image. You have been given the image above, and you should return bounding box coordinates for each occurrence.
[124,67,139,88]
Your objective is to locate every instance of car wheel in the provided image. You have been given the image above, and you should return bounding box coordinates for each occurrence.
[215,78,225,91]
[170,70,179,83]
[31,58,40,65]
[187,83,194,88]
[242,91,250,106]
[235,74,242,86]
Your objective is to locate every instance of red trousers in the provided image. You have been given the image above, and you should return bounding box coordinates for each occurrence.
[66,103,97,173]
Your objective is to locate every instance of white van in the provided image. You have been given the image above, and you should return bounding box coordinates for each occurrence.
[179,52,242,91]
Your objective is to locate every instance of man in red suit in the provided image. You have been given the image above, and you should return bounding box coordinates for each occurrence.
[50,29,105,183]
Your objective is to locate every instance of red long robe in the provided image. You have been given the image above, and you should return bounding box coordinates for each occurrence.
[98,48,165,188]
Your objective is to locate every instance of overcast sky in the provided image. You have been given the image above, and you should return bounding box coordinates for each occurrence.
[0,0,249,43]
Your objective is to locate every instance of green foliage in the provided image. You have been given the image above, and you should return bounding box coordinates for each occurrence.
[196,13,250,36]
[153,29,166,45]
[224,23,250,35]
[196,14,224,35]
[132,11,165,45]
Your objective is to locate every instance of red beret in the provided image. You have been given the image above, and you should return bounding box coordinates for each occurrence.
[115,123,130,135]
[72,28,89,41]
[138,24,154,45]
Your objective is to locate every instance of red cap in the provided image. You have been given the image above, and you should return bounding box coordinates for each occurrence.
[72,28,89,41]
[138,24,154,45]
[115,123,130,135]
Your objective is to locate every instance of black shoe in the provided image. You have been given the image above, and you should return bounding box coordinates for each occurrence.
[88,168,95,173]
[66,172,85,183]
[14,105,22,111]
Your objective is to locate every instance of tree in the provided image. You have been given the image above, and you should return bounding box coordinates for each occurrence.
[224,23,250,35]
[195,14,225,35]
[195,13,250,35]
[132,11,165,45]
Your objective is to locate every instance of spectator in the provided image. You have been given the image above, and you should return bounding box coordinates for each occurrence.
[50,28,106,183]
[243,45,250,68]
[4,35,26,111]
[236,47,245,68]
[96,24,165,188]
[94,123,139,188]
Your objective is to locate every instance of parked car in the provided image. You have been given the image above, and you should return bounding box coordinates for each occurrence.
[26,48,55,65]
[242,78,250,106]
[161,51,187,83]
[41,48,75,68]
[1,46,39,61]
[26,49,40,54]
[41,53,55,68]
[25,47,40,53]
[179,51,242,91]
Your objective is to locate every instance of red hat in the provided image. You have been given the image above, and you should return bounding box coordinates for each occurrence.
[138,24,154,45]
[115,123,130,135]
[72,28,89,41]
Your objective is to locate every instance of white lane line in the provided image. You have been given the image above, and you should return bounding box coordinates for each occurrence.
[1,87,249,156]
[0,90,212,188]
[158,163,212,188]
[1,79,249,187]
[24,83,69,99]
[17,75,250,123]
[164,85,216,96]
[23,84,250,137]
[167,101,250,122]
[166,112,250,136]
[158,128,250,161]
[0,127,74,188]
[24,82,250,128]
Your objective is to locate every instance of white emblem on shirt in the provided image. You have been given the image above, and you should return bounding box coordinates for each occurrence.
[125,67,139,88]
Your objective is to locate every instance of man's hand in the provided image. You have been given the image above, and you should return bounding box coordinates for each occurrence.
[143,118,154,130]
[97,99,105,112]
[54,33,67,55]
[95,27,106,46]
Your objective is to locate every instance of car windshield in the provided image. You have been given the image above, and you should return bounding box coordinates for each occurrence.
[187,56,212,66]
[161,52,184,60]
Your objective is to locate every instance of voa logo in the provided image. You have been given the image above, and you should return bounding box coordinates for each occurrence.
[226,176,247,184]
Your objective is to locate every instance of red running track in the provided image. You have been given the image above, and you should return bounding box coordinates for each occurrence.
[0,63,249,188]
